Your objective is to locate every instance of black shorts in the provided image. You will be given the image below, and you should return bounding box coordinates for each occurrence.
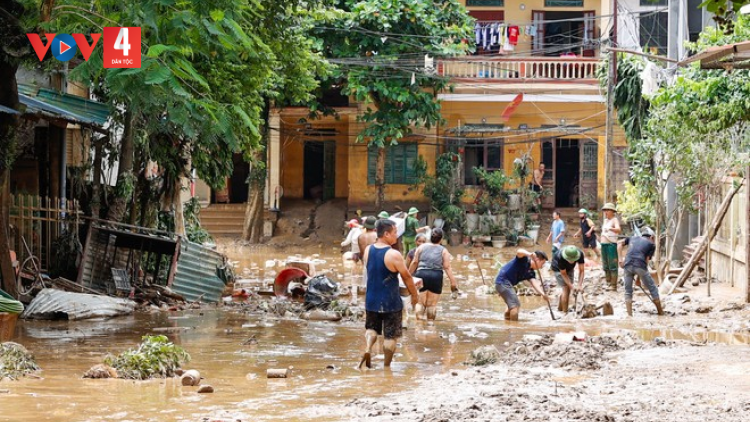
[530,183,541,193]
[365,310,403,339]
[582,235,597,249]
[415,269,444,294]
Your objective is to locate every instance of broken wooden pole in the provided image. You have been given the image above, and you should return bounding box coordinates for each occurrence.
[669,178,745,294]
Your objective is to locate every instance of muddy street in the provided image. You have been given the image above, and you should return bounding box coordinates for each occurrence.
[2,242,750,422]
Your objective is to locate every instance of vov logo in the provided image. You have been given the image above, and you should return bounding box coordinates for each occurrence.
[27,27,141,68]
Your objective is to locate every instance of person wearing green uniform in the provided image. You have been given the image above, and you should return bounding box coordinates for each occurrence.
[402,207,428,256]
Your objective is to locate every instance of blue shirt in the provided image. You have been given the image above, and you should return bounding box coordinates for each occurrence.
[495,256,535,286]
[365,245,402,313]
[551,219,565,244]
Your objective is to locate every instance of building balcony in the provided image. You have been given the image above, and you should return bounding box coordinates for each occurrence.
[438,57,601,83]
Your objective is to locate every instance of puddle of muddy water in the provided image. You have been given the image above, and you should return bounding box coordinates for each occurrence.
[2,243,748,421]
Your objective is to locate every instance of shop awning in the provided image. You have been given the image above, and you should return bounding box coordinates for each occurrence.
[679,41,750,70]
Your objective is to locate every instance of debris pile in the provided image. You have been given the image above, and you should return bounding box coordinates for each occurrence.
[466,345,501,366]
[0,342,40,380]
[503,333,650,370]
[86,335,190,380]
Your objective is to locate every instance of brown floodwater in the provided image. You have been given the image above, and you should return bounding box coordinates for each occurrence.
[1,243,748,421]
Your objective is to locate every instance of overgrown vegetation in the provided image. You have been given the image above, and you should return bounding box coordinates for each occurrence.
[414,153,465,231]
[104,335,190,380]
[0,342,40,380]
[183,197,213,245]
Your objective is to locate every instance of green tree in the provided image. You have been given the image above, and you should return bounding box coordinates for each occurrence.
[315,0,474,208]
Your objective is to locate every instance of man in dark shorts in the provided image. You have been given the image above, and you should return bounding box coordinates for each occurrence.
[360,219,418,369]
[494,249,549,321]
[573,208,600,262]
[618,227,663,316]
[551,245,585,313]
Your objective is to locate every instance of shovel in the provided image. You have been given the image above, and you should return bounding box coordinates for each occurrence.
[536,269,557,321]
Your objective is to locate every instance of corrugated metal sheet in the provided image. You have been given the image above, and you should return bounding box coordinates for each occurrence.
[21,289,135,321]
[172,241,228,303]
[18,84,109,127]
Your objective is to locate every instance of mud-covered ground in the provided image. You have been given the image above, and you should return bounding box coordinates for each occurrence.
[346,341,750,422]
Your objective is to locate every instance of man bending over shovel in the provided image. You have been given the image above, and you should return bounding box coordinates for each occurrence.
[360,219,418,369]
[617,227,663,316]
[551,245,586,313]
[494,249,550,321]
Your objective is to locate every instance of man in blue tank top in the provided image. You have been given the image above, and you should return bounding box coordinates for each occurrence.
[495,249,549,321]
[359,219,418,369]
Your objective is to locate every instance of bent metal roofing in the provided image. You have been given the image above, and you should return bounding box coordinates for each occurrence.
[16,84,109,128]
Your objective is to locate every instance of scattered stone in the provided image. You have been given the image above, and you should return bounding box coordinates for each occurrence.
[83,364,118,379]
[695,306,713,314]
[653,337,667,346]
[692,279,700,287]
[466,345,501,366]
[326,364,336,370]
[181,369,201,386]
[197,385,214,393]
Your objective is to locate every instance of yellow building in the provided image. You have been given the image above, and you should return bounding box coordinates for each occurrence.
[203,0,628,230]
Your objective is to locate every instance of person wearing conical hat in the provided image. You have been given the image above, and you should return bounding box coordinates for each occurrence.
[551,245,586,313]
[402,207,429,256]
[600,203,621,291]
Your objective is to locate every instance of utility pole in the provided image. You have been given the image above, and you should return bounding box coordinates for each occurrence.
[605,0,618,202]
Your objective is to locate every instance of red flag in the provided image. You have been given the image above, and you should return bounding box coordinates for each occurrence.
[500,93,523,122]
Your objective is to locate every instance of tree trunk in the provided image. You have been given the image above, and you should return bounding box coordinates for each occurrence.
[242,99,270,243]
[376,146,386,210]
[172,175,185,236]
[243,173,265,242]
[107,109,135,222]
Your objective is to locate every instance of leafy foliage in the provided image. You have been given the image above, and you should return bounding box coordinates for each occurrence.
[596,53,649,142]
[183,197,213,245]
[0,342,40,380]
[473,167,509,214]
[104,335,190,380]
[417,152,465,230]
[616,181,657,227]
[699,0,749,33]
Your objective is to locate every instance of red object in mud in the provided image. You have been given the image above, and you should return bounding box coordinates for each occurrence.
[274,268,309,300]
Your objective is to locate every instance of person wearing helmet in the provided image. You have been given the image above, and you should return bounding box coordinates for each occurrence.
[617,227,663,316]
[573,208,600,261]
[600,203,622,291]
[402,207,429,256]
[551,245,586,313]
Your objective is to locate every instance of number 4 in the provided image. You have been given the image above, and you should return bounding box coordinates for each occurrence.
[114,28,131,56]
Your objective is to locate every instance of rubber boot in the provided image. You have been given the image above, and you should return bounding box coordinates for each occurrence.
[608,273,618,291]
[383,339,397,367]
[626,300,633,317]
[653,299,664,316]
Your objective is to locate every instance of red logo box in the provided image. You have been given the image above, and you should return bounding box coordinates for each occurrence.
[103,27,141,68]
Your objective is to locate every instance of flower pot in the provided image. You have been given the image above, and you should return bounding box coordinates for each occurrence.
[449,229,462,246]
[507,194,521,211]
[527,225,540,243]
[511,217,525,233]
[466,213,480,232]
[491,240,506,249]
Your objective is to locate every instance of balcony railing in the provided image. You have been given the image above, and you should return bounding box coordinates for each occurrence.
[439,57,601,82]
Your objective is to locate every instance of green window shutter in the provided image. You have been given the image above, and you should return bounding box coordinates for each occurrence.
[390,145,405,184]
[367,147,377,185]
[405,144,418,185]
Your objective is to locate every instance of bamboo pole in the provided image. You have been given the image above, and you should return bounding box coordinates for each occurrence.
[669,179,745,294]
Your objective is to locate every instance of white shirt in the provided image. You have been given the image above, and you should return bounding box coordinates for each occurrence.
[341,227,362,254]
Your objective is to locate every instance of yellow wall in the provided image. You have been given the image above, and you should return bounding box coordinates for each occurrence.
[279,110,351,199]
[346,119,439,208]
[463,0,603,54]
